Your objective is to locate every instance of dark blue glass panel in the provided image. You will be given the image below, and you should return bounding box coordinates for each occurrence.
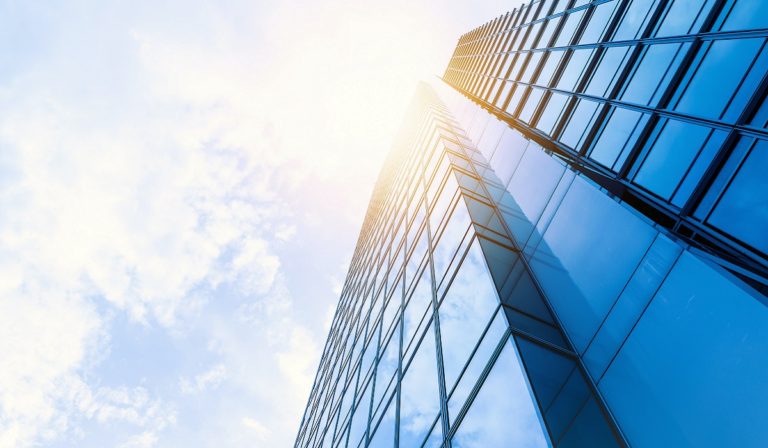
[439,240,501,390]
[675,38,763,120]
[584,45,631,97]
[622,43,686,106]
[612,0,658,41]
[583,234,679,379]
[451,337,549,447]
[655,0,714,36]
[708,140,768,254]
[589,107,648,170]
[529,176,656,352]
[634,120,723,201]
[400,322,439,446]
[720,0,768,31]
[600,253,768,447]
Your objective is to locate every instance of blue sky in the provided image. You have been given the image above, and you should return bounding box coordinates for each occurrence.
[0,1,513,446]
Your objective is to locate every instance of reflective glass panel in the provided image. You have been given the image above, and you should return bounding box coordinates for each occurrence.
[600,253,768,448]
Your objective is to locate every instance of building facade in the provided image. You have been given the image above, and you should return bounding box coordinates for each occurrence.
[295,1,768,447]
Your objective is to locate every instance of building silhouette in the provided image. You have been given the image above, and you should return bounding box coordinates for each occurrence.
[295,1,768,446]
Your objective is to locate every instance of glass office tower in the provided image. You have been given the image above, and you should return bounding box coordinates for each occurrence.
[295,1,768,447]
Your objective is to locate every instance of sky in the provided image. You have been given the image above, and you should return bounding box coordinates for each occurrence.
[0,0,513,446]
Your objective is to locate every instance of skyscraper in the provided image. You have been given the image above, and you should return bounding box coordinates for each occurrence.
[295,1,768,447]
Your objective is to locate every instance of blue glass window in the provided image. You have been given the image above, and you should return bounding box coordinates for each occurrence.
[400,322,440,446]
[368,393,396,448]
[559,98,600,151]
[535,50,565,87]
[505,144,566,244]
[403,267,432,359]
[579,0,619,44]
[438,240,501,389]
[529,176,656,352]
[720,0,768,31]
[633,119,727,204]
[447,309,507,425]
[489,129,529,187]
[613,0,659,41]
[621,42,688,106]
[556,48,593,91]
[599,253,768,448]
[451,337,550,447]
[553,9,584,47]
[519,88,545,124]
[584,45,631,97]
[707,139,768,255]
[536,92,569,136]
[655,0,714,37]
[674,38,764,121]
[588,107,649,171]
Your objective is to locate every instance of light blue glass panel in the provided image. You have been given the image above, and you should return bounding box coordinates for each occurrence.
[554,9,584,47]
[675,38,763,120]
[374,324,399,409]
[489,130,529,187]
[400,323,440,447]
[451,337,550,448]
[447,310,507,425]
[368,394,396,448]
[433,196,471,285]
[556,49,593,92]
[583,234,679,379]
[349,376,372,447]
[721,0,768,31]
[579,0,619,43]
[529,176,656,352]
[536,92,569,136]
[439,240,502,390]
[403,268,432,356]
[505,144,566,244]
[520,88,545,124]
[559,99,599,151]
[708,140,768,254]
[600,252,768,448]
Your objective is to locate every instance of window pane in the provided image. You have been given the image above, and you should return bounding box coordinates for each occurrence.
[559,99,600,151]
[400,322,440,446]
[622,43,686,106]
[720,0,768,31]
[439,240,502,390]
[655,0,714,36]
[529,176,657,352]
[600,253,768,447]
[707,139,768,254]
[584,45,631,97]
[674,38,763,120]
[536,92,569,135]
[589,107,648,171]
[634,120,724,202]
[447,310,507,425]
[556,49,593,91]
[451,337,550,448]
[613,0,659,41]
[579,0,619,43]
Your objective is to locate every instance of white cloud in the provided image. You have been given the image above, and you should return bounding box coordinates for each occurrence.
[179,365,227,395]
